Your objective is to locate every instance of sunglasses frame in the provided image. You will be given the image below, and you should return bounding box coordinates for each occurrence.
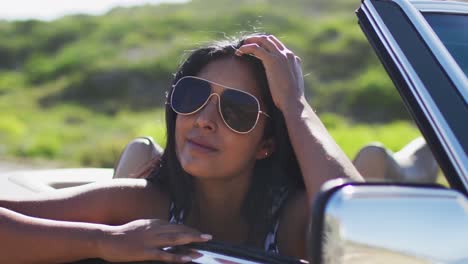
[170,76,270,134]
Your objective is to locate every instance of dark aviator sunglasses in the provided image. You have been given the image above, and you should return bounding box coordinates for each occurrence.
[170,76,270,134]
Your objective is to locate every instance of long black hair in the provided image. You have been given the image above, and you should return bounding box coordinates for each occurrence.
[148,34,304,247]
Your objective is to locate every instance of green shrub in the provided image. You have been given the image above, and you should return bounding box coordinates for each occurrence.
[17,136,61,159]
[24,43,109,84]
[77,138,128,168]
[47,68,169,112]
[0,72,25,94]
[305,17,373,82]
[132,121,167,148]
[0,114,26,142]
[345,67,408,122]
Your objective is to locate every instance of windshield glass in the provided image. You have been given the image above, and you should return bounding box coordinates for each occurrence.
[423,13,468,77]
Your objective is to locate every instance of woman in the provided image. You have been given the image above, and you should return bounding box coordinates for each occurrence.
[0,34,362,263]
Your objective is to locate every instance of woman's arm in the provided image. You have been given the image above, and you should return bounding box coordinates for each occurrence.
[238,35,364,203]
[0,207,209,263]
[0,174,149,263]
[281,96,364,200]
[0,178,166,225]
[0,179,211,263]
[0,206,105,263]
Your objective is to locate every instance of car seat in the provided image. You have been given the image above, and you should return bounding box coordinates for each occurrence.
[353,137,439,183]
[113,136,163,178]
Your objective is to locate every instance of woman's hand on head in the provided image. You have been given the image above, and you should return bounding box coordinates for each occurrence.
[98,219,211,263]
[236,34,305,113]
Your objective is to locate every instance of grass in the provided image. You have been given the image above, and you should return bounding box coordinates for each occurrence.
[1,103,166,168]
[320,113,421,157]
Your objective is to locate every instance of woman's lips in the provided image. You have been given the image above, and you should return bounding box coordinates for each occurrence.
[187,138,218,153]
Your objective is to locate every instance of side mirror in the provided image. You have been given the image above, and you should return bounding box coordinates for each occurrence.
[308,180,468,263]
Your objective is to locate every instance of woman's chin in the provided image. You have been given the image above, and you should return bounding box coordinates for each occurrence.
[181,162,216,178]
[182,164,237,181]
[178,153,239,180]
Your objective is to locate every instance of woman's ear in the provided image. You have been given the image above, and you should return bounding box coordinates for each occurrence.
[256,138,276,160]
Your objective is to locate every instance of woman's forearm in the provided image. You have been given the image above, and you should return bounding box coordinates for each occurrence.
[282,97,364,202]
[0,207,109,263]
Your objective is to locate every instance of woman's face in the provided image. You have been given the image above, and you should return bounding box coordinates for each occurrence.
[175,57,271,180]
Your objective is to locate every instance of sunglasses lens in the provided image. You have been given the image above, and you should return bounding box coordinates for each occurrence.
[171,77,211,113]
[221,89,259,133]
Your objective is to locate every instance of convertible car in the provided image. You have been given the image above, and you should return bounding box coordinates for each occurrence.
[1,0,467,263]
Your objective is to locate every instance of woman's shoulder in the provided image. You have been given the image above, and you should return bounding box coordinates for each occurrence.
[277,189,308,259]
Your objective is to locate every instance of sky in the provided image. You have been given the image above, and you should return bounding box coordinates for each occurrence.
[0,0,188,21]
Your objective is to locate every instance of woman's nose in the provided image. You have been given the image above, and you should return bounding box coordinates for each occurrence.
[194,94,221,131]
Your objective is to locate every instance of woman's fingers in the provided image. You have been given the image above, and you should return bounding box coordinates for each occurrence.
[267,35,286,51]
[236,43,272,62]
[287,51,297,68]
[294,56,305,93]
[243,35,279,53]
[296,55,302,64]
[103,219,211,262]
[154,231,212,247]
[157,222,200,233]
[149,221,212,246]
[238,35,297,66]
[236,34,305,112]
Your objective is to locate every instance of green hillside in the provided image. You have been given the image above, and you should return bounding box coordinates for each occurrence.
[0,0,419,166]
